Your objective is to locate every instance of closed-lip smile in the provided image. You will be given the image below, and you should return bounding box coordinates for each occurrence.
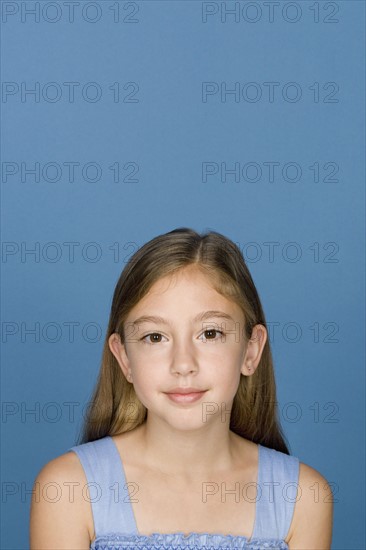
[164,388,208,404]
[164,387,207,395]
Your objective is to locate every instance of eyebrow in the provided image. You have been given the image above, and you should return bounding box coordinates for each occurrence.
[131,310,236,326]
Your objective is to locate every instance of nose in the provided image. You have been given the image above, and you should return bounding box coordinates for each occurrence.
[170,335,199,376]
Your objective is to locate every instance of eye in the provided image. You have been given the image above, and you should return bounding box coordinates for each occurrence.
[200,329,225,342]
[140,332,166,345]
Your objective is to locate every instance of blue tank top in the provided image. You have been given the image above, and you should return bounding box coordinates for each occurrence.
[68,435,300,549]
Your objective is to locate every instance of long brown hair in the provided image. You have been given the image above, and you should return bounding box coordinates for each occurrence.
[77,227,290,454]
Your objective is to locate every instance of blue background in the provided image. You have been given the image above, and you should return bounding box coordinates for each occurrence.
[1,1,365,548]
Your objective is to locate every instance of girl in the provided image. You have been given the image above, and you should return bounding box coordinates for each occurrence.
[30,227,333,549]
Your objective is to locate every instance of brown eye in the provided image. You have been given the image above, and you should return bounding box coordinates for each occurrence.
[141,333,164,344]
[149,333,162,343]
[202,329,224,341]
[204,329,217,339]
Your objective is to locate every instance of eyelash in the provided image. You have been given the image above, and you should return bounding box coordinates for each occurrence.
[139,329,226,345]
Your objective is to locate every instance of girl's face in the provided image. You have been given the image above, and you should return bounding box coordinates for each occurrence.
[109,265,266,431]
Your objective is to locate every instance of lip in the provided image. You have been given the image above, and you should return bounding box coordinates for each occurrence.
[164,390,207,404]
[165,387,207,394]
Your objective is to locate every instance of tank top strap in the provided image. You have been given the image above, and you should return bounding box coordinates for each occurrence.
[251,444,300,540]
[68,436,138,537]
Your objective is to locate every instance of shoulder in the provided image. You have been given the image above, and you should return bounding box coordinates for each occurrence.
[30,451,94,549]
[33,449,89,488]
[285,461,334,547]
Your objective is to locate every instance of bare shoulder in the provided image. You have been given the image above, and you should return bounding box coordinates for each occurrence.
[30,451,93,550]
[286,461,334,549]
[33,450,89,494]
[36,449,85,478]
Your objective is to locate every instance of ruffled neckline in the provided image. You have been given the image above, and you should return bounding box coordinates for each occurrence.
[91,531,288,549]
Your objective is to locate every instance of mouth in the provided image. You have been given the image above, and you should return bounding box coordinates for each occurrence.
[164,390,207,404]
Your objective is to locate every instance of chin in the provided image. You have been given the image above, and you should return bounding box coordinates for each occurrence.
[164,411,210,431]
[168,422,207,433]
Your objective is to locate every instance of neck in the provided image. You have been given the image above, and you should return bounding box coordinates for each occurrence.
[135,416,241,480]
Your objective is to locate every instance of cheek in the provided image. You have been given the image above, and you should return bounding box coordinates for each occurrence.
[129,369,159,408]
[130,358,163,394]
[215,367,241,389]
[210,351,243,387]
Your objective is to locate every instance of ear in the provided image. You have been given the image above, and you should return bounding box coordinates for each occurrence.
[240,324,267,376]
[108,333,133,383]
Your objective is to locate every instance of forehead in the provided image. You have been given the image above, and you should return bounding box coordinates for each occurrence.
[129,265,243,318]
[143,265,221,296]
[152,265,217,291]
